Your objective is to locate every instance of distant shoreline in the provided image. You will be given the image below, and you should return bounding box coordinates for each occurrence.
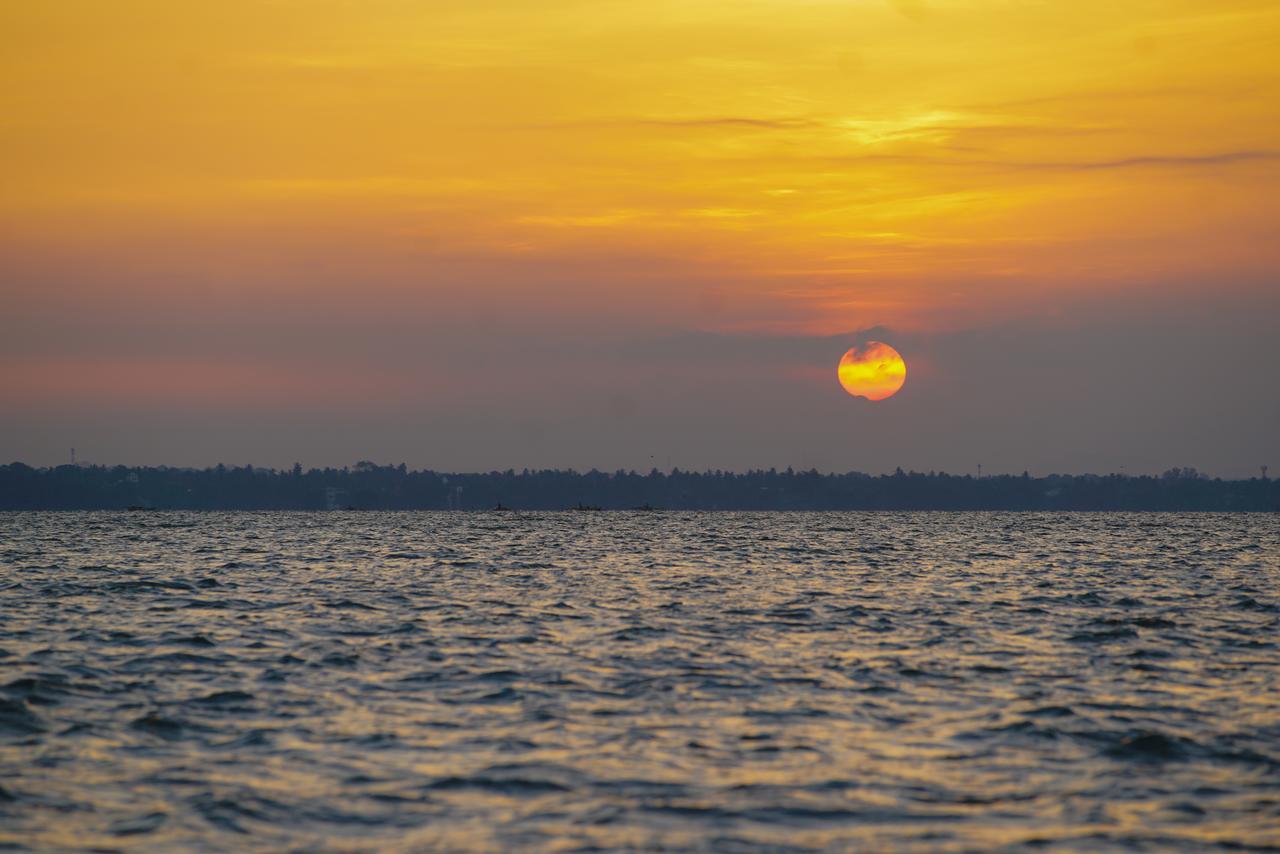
[2,508,1276,515]
[2,463,1275,512]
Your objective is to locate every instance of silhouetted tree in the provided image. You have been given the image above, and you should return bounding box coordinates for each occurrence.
[0,462,1274,511]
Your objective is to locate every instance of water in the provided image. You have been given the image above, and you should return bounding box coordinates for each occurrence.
[1,512,1277,852]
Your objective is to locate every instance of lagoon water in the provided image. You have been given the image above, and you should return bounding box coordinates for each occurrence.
[1,511,1278,851]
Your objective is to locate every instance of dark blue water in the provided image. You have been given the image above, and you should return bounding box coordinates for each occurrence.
[1,512,1277,851]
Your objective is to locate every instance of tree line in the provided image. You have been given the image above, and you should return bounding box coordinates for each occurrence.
[1,461,1275,511]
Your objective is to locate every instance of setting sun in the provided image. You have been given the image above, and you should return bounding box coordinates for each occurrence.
[838,341,906,402]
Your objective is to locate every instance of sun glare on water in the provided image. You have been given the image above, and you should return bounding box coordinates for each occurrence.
[838,341,906,402]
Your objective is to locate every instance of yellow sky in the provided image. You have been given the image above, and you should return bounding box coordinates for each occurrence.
[2,0,1278,335]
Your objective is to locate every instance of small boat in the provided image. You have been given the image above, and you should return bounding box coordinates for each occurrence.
[574,502,603,511]
[632,503,659,512]
[492,503,514,512]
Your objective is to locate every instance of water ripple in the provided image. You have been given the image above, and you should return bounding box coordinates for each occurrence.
[0,511,1277,851]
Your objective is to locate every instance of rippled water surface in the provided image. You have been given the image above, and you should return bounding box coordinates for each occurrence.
[2,512,1278,851]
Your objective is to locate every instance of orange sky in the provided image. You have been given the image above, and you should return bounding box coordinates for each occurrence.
[2,0,1277,472]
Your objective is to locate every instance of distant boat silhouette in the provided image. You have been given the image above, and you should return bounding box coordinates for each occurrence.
[492,503,514,512]
[574,502,603,511]
[632,503,659,512]
[126,505,155,512]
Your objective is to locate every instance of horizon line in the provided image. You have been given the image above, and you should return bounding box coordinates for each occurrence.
[5,460,1267,482]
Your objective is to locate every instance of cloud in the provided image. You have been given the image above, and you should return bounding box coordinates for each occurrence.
[810,149,1280,172]
[527,116,818,131]
[965,82,1264,113]
[537,112,1276,178]
[1016,151,1280,171]
[612,327,896,365]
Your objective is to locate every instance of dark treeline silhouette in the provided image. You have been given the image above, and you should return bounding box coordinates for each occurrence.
[1,462,1275,511]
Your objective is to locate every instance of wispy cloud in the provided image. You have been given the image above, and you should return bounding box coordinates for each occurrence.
[1020,150,1280,171]
[613,327,896,364]
[800,150,1280,172]
[513,111,1135,149]
[525,116,818,131]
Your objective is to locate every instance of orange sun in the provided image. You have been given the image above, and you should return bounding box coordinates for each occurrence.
[837,341,907,401]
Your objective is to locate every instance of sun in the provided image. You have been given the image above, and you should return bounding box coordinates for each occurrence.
[838,341,907,401]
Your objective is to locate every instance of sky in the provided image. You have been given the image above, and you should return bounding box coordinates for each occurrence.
[1,0,1277,476]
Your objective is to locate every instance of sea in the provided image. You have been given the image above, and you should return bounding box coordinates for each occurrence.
[1,511,1277,851]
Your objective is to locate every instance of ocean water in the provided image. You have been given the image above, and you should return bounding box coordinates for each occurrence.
[1,511,1277,852]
